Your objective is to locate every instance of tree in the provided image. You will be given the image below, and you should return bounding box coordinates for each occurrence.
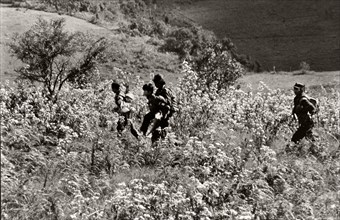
[190,40,244,91]
[9,18,107,101]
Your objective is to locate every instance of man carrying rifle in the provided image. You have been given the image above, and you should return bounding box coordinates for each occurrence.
[153,74,178,122]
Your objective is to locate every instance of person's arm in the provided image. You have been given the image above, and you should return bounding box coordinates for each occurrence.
[154,95,166,104]
[155,95,171,116]
[116,95,124,108]
[114,95,125,112]
[121,101,131,114]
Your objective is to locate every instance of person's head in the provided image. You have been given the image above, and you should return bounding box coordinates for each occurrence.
[111,81,120,94]
[142,83,154,97]
[293,83,305,95]
[153,74,165,89]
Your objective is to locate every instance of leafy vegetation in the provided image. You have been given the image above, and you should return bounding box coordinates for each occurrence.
[1,60,339,219]
[1,2,340,220]
[8,18,107,101]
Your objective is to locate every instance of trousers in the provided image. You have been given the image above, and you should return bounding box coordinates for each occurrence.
[291,123,314,143]
[117,115,139,139]
[140,112,169,143]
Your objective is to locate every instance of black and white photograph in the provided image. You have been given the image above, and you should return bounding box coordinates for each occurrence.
[1,0,339,219]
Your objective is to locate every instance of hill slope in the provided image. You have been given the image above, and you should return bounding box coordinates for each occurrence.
[0,6,112,81]
[179,0,340,71]
[0,5,181,83]
[1,4,339,90]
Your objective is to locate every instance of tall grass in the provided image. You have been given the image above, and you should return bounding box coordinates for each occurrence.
[1,64,339,219]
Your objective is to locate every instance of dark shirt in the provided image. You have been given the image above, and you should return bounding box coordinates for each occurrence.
[293,95,316,125]
[147,95,168,115]
[155,86,171,104]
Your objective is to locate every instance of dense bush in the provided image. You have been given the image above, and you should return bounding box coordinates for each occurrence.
[161,27,196,58]
[189,45,244,91]
[161,27,244,91]
[119,0,148,18]
[161,26,216,59]
[119,17,169,37]
[39,0,86,14]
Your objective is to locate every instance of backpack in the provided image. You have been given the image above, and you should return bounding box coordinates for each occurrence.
[309,97,319,115]
[167,88,179,113]
[166,88,179,113]
[300,95,319,115]
[157,87,179,114]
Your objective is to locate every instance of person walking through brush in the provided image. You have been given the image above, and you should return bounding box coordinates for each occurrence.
[153,74,178,120]
[111,81,139,139]
[291,83,316,143]
[140,83,170,143]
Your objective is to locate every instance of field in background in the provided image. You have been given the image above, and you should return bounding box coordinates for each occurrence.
[239,71,340,92]
[179,0,340,71]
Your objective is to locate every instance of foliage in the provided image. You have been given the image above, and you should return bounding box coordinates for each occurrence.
[119,0,149,18]
[38,0,86,14]
[161,28,244,91]
[1,62,340,219]
[189,44,244,91]
[9,18,107,101]
[161,26,216,59]
[119,17,169,38]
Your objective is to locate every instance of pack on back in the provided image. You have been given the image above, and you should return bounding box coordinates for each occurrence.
[157,88,178,113]
[165,88,178,113]
[301,95,319,115]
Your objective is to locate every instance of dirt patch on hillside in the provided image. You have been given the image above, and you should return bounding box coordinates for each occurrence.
[180,0,340,71]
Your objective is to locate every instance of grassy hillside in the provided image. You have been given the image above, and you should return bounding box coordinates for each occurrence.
[0,4,181,84]
[179,0,340,71]
[1,65,339,220]
[0,6,112,81]
[1,2,340,220]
